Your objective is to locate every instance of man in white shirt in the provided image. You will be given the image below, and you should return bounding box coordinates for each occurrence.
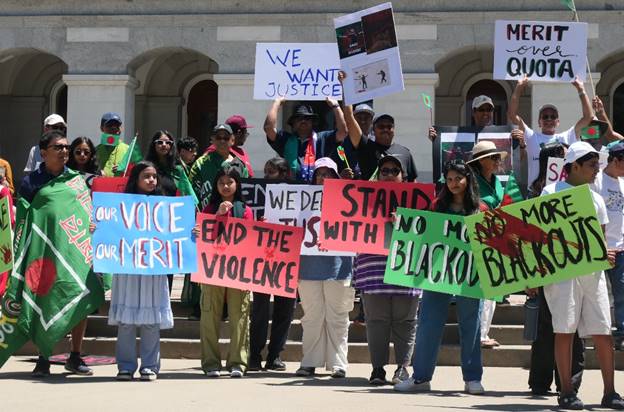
[592,141,624,352]
[540,141,623,410]
[23,114,67,173]
[508,75,593,188]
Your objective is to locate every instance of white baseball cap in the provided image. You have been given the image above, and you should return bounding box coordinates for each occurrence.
[44,114,67,127]
[471,95,494,109]
[564,141,599,165]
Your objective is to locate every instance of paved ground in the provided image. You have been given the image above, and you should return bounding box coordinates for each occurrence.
[1,357,623,411]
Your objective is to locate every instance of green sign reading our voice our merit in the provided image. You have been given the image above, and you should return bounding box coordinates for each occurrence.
[464,184,611,298]
[384,208,488,299]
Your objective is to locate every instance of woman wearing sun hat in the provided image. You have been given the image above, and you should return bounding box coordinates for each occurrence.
[467,140,509,350]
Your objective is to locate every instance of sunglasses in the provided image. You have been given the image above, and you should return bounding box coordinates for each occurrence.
[49,144,70,152]
[488,154,502,161]
[380,167,401,176]
[155,140,173,146]
[541,115,558,121]
[476,107,494,113]
[74,149,91,156]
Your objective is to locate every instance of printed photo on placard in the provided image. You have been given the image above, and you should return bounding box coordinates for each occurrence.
[352,59,391,94]
[478,133,513,175]
[336,22,366,59]
[362,7,398,54]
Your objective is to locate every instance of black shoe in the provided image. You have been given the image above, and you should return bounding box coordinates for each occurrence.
[265,358,286,371]
[602,392,624,410]
[32,356,50,377]
[557,393,584,410]
[64,355,93,376]
[530,387,552,396]
[248,358,262,372]
[369,367,386,385]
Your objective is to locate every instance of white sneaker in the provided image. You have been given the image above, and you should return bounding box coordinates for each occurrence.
[230,367,244,378]
[464,380,485,394]
[393,377,431,392]
[204,369,220,378]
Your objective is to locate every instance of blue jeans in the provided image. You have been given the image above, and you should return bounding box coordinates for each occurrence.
[116,323,161,373]
[606,251,624,337]
[412,291,482,382]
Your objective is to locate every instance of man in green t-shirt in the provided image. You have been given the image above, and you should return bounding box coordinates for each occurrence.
[95,112,129,176]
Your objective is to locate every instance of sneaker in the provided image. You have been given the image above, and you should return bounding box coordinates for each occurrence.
[139,368,157,381]
[557,393,584,410]
[295,366,315,377]
[394,377,431,392]
[602,392,624,410]
[464,380,485,395]
[248,358,262,372]
[265,358,286,371]
[64,355,94,376]
[392,366,410,385]
[116,370,133,381]
[31,356,50,378]
[204,369,220,378]
[230,366,244,378]
[331,367,346,378]
[369,367,386,385]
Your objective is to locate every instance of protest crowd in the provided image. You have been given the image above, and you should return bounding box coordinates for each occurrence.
[2,3,624,411]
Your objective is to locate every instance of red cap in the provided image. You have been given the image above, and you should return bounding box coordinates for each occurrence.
[225,115,253,131]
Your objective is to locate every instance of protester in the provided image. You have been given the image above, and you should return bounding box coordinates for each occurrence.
[466,141,508,348]
[395,160,487,394]
[353,154,420,386]
[295,157,354,378]
[205,116,256,177]
[95,112,129,176]
[353,103,375,140]
[0,156,14,195]
[248,157,296,372]
[264,97,348,182]
[198,167,252,378]
[20,130,94,377]
[189,124,249,210]
[106,161,173,381]
[538,141,624,409]
[23,114,67,174]
[177,136,199,175]
[593,142,624,351]
[526,141,585,395]
[67,137,100,175]
[593,97,624,143]
[507,75,592,187]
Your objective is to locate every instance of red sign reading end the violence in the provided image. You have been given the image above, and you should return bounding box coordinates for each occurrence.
[319,179,435,255]
[191,213,304,298]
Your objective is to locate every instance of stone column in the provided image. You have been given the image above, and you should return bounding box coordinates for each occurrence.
[63,74,139,143]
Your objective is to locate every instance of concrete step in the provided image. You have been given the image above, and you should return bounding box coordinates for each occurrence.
[15,338,624,369]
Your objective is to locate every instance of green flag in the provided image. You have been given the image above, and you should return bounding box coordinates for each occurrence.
[500,173,524,206]
[0,171,104,367]
[174,165,199,206]
[100,132,120,147]
[580,124,600,140]
[421,93,432,109]
[560,0,576,11]
[0,197,12,274]
[118,135,143,175]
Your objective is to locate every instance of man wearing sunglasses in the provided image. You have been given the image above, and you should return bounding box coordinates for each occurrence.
[205,115,255,177]
[508,75,593,188]
[23,114,67,174]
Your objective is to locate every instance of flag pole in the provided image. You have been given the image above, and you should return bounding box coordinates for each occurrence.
[569,0,596,96]
[122,132,139,178]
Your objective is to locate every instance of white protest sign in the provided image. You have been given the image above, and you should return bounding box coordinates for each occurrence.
[546,157,567,184]
[493,20,588,82]
[334,2,404,105]
[264,184,354,256]
[253,43,342,100]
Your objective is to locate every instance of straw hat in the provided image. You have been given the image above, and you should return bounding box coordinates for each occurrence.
[467,140,508,164]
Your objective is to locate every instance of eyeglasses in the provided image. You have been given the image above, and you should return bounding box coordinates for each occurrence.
[541,115,558,121]
[155,140,172,146]
[49,144,70,152]
[380,167,401,176]
[74,149,91,156]
[476,107,494,113]
[488,154,502,162]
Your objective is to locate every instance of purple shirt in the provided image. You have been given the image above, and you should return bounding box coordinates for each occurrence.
[353,253,420,296]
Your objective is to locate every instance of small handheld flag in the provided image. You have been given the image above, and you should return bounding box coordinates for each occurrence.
[119,134,143,176]
[421,93,432,109]
[560,0,576,11]
[580,125,600,140]
[337,146,350,169]
[100,133,120,147]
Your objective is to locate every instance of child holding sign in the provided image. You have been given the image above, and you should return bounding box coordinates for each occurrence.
[108,161,174,381]
[396,160,487,394]
[199,167,253,378]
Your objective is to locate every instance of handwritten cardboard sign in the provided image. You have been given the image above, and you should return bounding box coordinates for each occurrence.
[264,184,354,256]
[384,208,487,299]
[192,214,304,298]
[253,43,342,100]
[546,157,567,184]
[319,179,434,255]
[464,184,610,298]
[92,193,197,275]
[493,20,588,82]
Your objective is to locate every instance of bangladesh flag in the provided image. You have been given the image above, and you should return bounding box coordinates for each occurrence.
[0,171,104,368]
[117,135,143,176]
[501,173,524,206]
[100,132,120,147]
[581,125,600,140]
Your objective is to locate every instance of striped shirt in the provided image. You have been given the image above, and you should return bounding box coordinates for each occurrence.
[353,253,420,296]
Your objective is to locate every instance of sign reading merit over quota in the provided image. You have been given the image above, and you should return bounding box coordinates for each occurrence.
[384,209,487,299]
[493,20,588,82]
[319,179,434,255]
[264,184,354,256]
[192,214,304,298]
[253,43,341,101]
[464,185,611,298]
[92,193,197,275]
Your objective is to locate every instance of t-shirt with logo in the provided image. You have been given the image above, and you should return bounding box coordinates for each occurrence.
[526,125,576,187]
[592,171,624,248]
